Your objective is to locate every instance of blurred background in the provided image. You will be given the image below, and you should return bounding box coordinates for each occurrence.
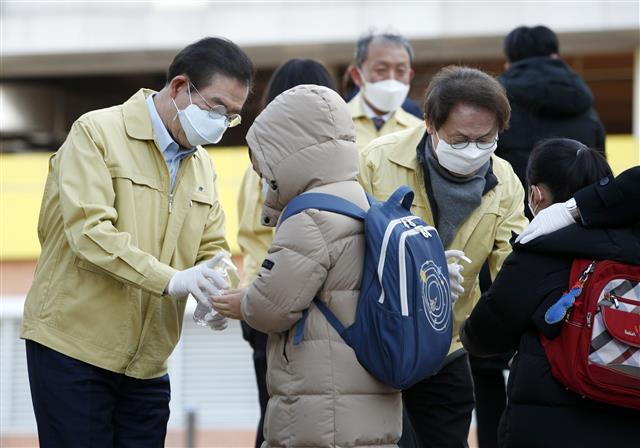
[1,1,639,447]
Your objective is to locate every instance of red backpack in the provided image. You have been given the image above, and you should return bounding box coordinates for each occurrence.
[540,258,640,409]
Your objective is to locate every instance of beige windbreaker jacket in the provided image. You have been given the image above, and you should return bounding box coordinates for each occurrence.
[242,85,401,448]
[21,89,234,379]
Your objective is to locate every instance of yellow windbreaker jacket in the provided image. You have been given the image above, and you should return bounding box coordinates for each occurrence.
[21,89,234,379]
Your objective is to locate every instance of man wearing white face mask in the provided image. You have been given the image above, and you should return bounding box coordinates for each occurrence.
[359,66,527,447]
[347,32,423,150]
[21,37,253,447]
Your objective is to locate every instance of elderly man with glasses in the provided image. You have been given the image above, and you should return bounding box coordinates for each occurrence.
[359,65,527,447]
[21,37,253,448]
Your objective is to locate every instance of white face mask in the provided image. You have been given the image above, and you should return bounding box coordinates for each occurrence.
[172,85,227,147]
[360,70,410,113]
[432,131,497,176]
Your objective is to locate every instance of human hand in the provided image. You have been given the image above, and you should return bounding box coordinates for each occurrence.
[444,250,472,303]
[515,202,575,244]
[204,311,228,331]
[211,288,247,320]
[166,253,229,305]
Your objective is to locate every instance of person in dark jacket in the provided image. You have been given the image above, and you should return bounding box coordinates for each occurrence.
[473,28,608,444]
[461,138,640,448]
[496,25,606,206]
[516,165,640,244]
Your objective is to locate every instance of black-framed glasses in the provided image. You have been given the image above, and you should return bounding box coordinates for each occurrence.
[190,83,242,128]
[437,131,498,150]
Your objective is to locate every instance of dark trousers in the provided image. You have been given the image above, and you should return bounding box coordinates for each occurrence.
[403,353,475,448]
[470,366,506,448]
[471,262,509,448]
[242,321,269,448]
[26,340,170,448]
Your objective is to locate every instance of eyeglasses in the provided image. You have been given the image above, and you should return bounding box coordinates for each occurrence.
[437,131,498,150]
[190,83,242,128]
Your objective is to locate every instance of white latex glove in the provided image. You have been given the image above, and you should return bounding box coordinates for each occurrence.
[166,253,229,305]
[445,250,472,303]
[515,202,575,244]
[204,311,228,331]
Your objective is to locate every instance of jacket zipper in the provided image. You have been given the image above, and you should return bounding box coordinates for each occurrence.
[167,153,196,215]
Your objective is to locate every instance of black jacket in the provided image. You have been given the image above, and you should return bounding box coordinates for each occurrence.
[576,166,640,228]
[497,57,606,193]
[461,223,640,447]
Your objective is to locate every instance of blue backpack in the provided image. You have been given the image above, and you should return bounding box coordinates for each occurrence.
[280,185,452,389]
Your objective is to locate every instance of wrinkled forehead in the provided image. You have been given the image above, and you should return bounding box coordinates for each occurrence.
[364,39,411,66]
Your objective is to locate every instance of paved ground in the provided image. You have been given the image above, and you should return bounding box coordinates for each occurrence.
[0,429,480,447]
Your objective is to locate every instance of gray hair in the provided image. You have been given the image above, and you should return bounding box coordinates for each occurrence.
[354,33,414,68]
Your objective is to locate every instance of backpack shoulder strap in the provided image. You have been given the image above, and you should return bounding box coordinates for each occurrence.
[293,298,346,345]
[280,193,367,224]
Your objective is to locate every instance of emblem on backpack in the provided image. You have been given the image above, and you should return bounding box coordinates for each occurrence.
[420,260,451,333]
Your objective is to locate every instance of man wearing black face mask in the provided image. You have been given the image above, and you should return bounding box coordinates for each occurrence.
[21,37,253,447]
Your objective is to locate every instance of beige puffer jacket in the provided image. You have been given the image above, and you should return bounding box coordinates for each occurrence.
[242,85,401,448]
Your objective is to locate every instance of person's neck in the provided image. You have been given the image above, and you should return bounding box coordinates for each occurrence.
[153,89,181,143]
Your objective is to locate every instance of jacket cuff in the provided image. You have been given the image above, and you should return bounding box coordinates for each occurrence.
[145,262,178,296]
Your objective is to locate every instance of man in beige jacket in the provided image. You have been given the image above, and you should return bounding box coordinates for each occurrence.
[214,85,402,447]
[21,37,253,447]
[347,32,424,151]
[359,66,527,447]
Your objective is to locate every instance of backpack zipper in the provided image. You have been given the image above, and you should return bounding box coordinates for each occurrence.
[398,225,438,316]
[377,216,421,304]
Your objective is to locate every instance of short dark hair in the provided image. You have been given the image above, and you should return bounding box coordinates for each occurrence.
[504,25,559,63]
[527,138,612,202]
[167,37,254,89]
[262,58,336,108]
[423,66,511,132]
[354,32,414,68]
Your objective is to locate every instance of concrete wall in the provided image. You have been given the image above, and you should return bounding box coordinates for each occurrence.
[2,1,638,76]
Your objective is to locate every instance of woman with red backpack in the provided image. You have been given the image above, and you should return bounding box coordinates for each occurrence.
[461,138,640,447]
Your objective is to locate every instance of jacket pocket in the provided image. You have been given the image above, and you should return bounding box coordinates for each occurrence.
[110,168,163,191]
[191,191,214,207]
[184,191,215,236]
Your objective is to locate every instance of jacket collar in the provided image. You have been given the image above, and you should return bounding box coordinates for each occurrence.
[388,126,425,170]
[123,88,156,141]
[346,91,419,128]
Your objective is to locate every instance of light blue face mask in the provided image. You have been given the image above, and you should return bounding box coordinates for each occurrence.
[172,85,227,147]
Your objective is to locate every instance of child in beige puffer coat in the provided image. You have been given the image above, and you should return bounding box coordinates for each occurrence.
[241,85,402,448]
